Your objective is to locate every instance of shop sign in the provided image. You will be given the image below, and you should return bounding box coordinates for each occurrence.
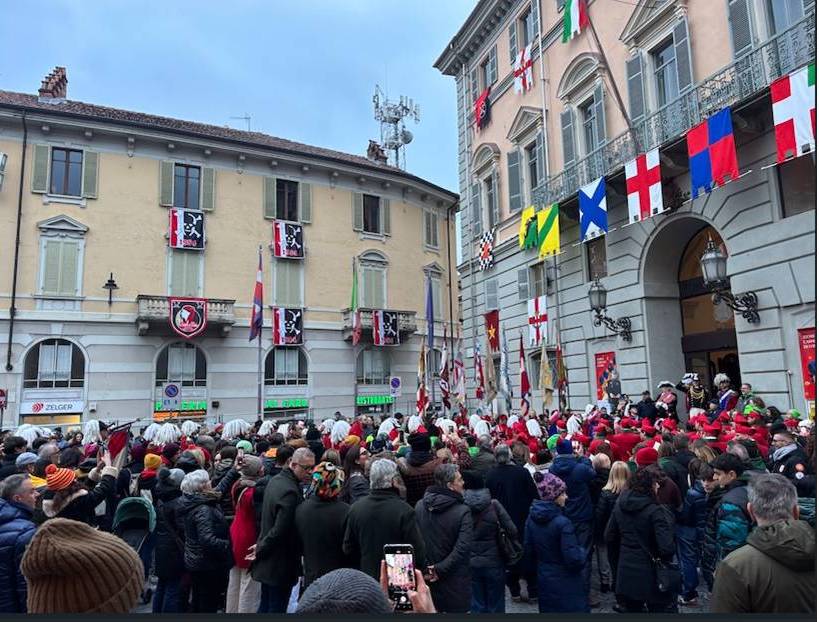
[20,400,85,415]
[264,398,309,409]
[154,399,208,412]
[798,328,816,400]
[356,395,395,406]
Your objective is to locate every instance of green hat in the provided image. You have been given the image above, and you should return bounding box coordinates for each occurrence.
[546,434,561,452]
[468,446,479,457]
[396,445,411,458]
[365,434,374,444]
[430,436,439,447]
[236,440,253,452]
[788,409,803,420]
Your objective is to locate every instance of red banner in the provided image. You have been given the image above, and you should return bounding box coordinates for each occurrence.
[594,352,617,401]
[798,328,816,400]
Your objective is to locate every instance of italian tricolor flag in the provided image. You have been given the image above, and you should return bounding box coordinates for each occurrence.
[562,0,589,43]
[771,62,816,163]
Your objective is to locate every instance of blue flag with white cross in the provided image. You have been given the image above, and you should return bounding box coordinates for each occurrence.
[579,176,608,243]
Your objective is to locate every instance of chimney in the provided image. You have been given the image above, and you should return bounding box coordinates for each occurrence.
[366,140,388,165]
[38,66,68,102]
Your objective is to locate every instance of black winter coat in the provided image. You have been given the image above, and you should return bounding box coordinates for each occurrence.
[0,456,19,482]
[415,487,473,613]
[343,488,426,580]
[701,484,727,590]
[339,472,369,505]
[605,490,676,603]
[463,488,518,569]
[486,463,539,535]
[153,482,186,580]
[252,468,303,587]
[636,399,658,423]
[0,500,36,612]
[41,468,118,526]
[295,495,351,586]
[178,493,233,572]
[594,489,619,543]
[466,448,496,484]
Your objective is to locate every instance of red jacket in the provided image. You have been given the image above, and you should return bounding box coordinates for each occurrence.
[230,486,257,570]
[609,432,641,456]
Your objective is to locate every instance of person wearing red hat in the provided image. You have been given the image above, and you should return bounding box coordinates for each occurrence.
[609,421,641,460]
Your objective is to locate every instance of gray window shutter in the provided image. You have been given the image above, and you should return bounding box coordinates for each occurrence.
[508,22,518,64]
[488,46,498,85]
[264,177,277,219]
[289,261,303,306]
[593,84,607,146]
[517,268,530,301]
[159,161,174,207]
[471,181,482,234]
[728,0,754,58]
[375,266,386,308]
[490,169,500,225]
[201,167,215,211]
[560,109,576,166]
[31,144,50,194]
[673,20,693,93]
[59,241,79,296]
[81,150,98,199]
[485,279,498,310]
[535,130,546,185]
[299,182,312,223]
[531,1,540,42]
[382,198,391,235]
[352,192,364,231]
[470,67,479,102]
[42,240,61,293]
[626,54,646,123]
[187,253,201,297]
[507,150,522,213]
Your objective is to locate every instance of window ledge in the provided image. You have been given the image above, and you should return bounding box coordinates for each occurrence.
[424,244,440,253]
[33,293,85,301]
[42,194,87,207]
[359,232,387,242]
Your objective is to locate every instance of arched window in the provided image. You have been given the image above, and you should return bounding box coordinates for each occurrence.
[357,348,390,385]
[23,339,85,388]
[265,348,308,386]
[155,342,207,387]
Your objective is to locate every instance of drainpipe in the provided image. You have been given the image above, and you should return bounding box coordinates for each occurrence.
[5,111,27,372]
[445,199,458,358]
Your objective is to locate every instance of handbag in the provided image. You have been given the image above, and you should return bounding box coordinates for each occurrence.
[635,535,681,594]
[490,501,523,566]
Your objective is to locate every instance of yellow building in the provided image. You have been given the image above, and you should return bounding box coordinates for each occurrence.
[0,67,458,427]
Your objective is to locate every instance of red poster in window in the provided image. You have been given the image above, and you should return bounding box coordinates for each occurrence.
[594,352,617,401]
[798,328,816,400]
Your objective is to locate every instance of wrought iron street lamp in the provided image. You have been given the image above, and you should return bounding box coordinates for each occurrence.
[699,239,759,323]
[102,273,119,307]
[588,277,632,341]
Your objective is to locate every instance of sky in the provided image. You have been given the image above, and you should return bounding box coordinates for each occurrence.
[0,0,473,193]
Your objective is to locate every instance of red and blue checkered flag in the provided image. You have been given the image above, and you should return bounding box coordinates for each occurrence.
[249,247,264,341]
[687,107,739,198]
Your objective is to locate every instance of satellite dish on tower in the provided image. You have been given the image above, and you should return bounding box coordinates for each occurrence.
[372,85,421,169]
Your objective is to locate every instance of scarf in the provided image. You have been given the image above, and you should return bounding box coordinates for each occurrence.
[772,443,799,463]
[139,468,157,481]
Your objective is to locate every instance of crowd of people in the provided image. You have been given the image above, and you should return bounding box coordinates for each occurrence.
[0,374,816,614]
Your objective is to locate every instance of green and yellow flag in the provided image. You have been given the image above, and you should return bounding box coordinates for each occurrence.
[520,203,560,258]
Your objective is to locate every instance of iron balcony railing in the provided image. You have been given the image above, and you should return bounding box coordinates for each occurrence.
[532,12,815,208]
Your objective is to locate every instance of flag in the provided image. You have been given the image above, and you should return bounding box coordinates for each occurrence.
[478,229,495,271]
[475,87,492,130]
[484,338,498,403]
[521,203,561,257]
[527,294,548,346]
[771,63,816,163]
[417,342,429,416]
[540,339,554,408]
[687,107,739,198]
[373,310,400,346]
[272,221,304,259]
[625,148,664,223]
[500,326,513,412]
[475,341,486,401]
[562,0,589,43]
[272,307,303,345]
[555,344,568,390]
[351,259,361,346]
[425,275,435,350]
[249,247,264,341]
[107,423,131,462]
[519,335,531,417]
[484,310,500,352]
[453,348,467,415]
[579,177,608,242]
[440,327,451,411]
[169,208,204,250]
[513,43,534,93]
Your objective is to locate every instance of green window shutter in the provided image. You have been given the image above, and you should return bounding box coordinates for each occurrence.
[264,176,277,219]
[560,108,576,166]
[31,144,50,194]
[159,161,175,207]
[201,167,215,211]
[275,260,289,306]
[507,150,522,213]
[374,267,386,308]
[352,192,364,231]
[728,0,754,59]
[81,150,99,199]
[42,240,62,293]
[535,130,546,185]
[508,22,518,64]
[186,252,202,297]
[299,182,312,223]
[490,169,500,225]
[59,240,79,295]
[470,67,479,102]
[290,261,303,306]
[517,268,530,301]
[382,198,391,235]
[432,276,443,318]
[531,0,540,41]
[488,46,498,85]
[169,250,184,296]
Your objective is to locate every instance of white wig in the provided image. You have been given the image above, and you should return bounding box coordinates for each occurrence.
[180,420,200,437]
[377,417,397,438]
[584,404,595,417]
[277,423,290,437]
[83,419,102,443]
[257,419,277,437]
[526,419,543,438]
[407,415,423,434]
[507,414,520,428]
[222,418,251,441]
[468,414,481,431]
[331,420,351,445]
[155,423,181,446]
[321,418,335,433]
[143,423,161,442]
[15,424,42,448]
[714,373,731,385]
[435,418,456,434]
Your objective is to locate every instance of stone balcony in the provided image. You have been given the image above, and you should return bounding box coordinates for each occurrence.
[341,308,418,343]
[136,295,235,337]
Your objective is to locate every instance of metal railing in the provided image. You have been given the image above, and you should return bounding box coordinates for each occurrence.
[532,13,815,208]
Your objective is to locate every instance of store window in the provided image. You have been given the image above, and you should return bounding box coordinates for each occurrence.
[155,342,207,387]
[265,348,308,386]
[24,339,85,388]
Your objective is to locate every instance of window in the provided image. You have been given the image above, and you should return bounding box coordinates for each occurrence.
[265,348,308,385]
[357,348,390,384]
[155,343,207,387]
[586,236,607,280]
[778,156,817,218]
[0,151,7,191]
[24,339,84,388]
[529,349,558,391]
[652,39,679,107]
[427,272,443,318]
[579,99,598,155]
[428,348,443,378]
[276,179,299,221]
[480,46,498,88]
[363,194,381,234]
[169,249,203,297]
[49,148,83,196]
[521,9,535,46]
[361,264,386,308]
[424,211,439,248]
[529,263,548,298]
[767,0,805,34]
[484,175,497,228]
[485,278,499,310]
[173,164,201,209]
[41,239,80,296]
[273,258,304,307]
[525,142,539,194]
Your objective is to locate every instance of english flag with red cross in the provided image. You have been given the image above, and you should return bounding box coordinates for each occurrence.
[771,63,816,163]
[527,295,548,347]
[625,147,664,223]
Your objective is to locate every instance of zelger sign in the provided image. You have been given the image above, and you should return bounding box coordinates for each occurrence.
[20,400,85,415]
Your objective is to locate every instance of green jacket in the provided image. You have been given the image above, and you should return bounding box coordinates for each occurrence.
[711,519,816,613]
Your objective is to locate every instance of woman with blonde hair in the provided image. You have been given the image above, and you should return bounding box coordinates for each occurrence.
[690,439,718,464]
[593,461,630,595]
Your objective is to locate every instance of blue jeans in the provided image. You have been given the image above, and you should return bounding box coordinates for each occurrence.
[677,525,699,599]
[471,566,506,613]
[257,583,291,613]
[152,577,181,613]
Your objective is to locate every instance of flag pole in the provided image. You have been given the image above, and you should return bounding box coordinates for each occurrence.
[428,275,437,414]
[256,244,263,418]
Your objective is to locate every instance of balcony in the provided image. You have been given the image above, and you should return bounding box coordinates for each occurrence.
[533,12,815,208]
[341,308,418,342]
[136,295,235,337]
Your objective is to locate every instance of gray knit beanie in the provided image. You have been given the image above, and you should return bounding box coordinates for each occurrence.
[296,568,393,614]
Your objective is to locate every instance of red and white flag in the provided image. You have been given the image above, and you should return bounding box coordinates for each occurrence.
[513,43,534,94]
[439,327,451,411]
[417,342,430,416]
[519,335,531,417]
[527,294,548,346]
[373,310,399,346]
[453,349,466,409]
[625,147,664,224]
[475,342,486,401]
[771,63,816,163]
[272,307,303,345]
